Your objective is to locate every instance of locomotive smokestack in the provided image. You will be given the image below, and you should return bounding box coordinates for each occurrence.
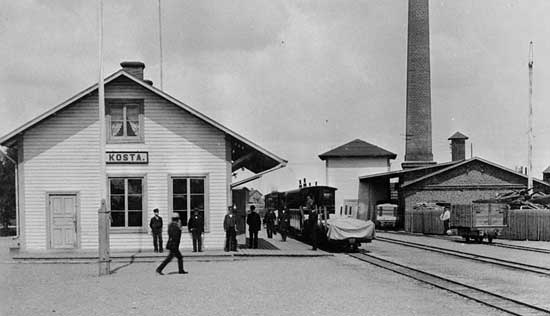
[298,179,302,188]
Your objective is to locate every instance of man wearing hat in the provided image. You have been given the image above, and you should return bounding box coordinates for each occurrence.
[188,208,204,252]
[156,213,188,275]
[149,208,163,253]
[223,206,238,252]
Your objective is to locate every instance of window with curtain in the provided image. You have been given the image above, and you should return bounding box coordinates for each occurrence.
[107,99,144,142]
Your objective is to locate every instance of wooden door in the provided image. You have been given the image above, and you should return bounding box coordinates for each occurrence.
[49,194,77,249]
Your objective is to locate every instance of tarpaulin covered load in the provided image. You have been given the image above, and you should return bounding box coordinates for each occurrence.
[325,218,375,241]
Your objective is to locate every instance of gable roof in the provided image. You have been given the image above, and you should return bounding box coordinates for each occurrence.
[0,69,287,175]
[448,131,469,140]
[401,157,550,188]
[318,139,397,160]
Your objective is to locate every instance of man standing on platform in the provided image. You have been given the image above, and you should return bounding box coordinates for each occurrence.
[156,214,187,275]
[279,208,290,242]
[246,205,261,248]
[224,207,238,252]
[149,208,163,253]
[309,207,319,250]
[264,209,276,239]
[188,208,204,252]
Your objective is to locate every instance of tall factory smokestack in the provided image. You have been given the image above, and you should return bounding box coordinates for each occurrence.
[402,0,436,169]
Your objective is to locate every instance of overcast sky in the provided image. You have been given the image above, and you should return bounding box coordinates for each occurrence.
[1,0,550,193]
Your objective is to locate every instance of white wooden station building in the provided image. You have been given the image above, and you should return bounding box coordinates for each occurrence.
[0,61,286,252]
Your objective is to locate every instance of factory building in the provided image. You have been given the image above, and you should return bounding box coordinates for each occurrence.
[0,61,286,252]
[358,133,550,228]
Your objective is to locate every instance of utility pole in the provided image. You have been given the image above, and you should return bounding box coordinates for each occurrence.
[97,0,110,276]
[527,41,534,194]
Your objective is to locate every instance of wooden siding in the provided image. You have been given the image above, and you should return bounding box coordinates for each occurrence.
[21,76,230,250]
[327,157,389,217]
[22,92,100,250]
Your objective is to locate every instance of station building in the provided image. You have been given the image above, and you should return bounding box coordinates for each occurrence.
[0,61,286,252]
[318,139,396,218]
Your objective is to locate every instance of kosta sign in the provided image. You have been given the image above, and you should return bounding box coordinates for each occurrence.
[106,151,148,164]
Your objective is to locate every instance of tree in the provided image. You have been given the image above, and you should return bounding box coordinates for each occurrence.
[0,147,16,233]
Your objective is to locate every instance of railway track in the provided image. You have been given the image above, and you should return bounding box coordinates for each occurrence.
[349,251,550,316]
[380,231,550,254]
[375,236,550,276]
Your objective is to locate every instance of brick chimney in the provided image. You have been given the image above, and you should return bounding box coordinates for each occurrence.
[448,131,468,161]
[402,0,436,169]
[121,61,145,80]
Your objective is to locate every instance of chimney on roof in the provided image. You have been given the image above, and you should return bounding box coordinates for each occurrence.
[448,132,469,162]
[543,167,550,183]
[121,61,145,80]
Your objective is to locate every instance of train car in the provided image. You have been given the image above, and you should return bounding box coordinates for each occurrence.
[374,203,398,229]
[265,185,374,250]
[450,202,509,243]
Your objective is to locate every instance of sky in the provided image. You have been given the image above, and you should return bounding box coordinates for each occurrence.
[1,0,550,194]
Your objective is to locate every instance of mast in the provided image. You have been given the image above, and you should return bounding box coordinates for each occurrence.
[528,41,534,193]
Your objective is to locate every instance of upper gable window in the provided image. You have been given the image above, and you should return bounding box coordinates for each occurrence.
[106,99,144,143]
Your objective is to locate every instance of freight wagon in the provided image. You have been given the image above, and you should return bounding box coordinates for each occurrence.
[450,202,509,243]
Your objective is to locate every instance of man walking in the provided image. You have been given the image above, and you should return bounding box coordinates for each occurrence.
[246,205,261,248]
[224,207,238,252]
[149,208,163,253]
[156,214,187,275]
[188,209,204,252]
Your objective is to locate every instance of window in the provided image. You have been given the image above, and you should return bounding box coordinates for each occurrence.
[171,177,205,229]
[109,177,144,229]
[106,99,144,143]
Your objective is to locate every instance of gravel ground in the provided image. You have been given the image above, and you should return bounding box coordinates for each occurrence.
[0,254,507,316]
[376,232,550,269]
[368,240,550,310]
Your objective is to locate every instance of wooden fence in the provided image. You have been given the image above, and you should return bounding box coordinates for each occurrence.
[404,208,550,241]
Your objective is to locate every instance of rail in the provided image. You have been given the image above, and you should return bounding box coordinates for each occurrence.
[375,236,550,276]
[349,251,550,316]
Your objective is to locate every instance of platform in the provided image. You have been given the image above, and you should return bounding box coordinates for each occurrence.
[7,229,331,263]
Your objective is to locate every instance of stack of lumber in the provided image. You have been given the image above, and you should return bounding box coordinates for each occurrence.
[474,189,550,209]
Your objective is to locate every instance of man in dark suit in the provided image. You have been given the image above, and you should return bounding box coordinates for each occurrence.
[149,208,163,253]
[264,209,276,239]
[188,209,204,252]
[246,205,261,249]
[223,207,238,252]
[279,208,290,242]
[309,207,319,251]
[156,214,188,275]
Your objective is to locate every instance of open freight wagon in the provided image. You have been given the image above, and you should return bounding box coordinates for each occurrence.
[450,202,509,243]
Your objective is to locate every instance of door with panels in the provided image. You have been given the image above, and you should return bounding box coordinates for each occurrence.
[49,194,78,249]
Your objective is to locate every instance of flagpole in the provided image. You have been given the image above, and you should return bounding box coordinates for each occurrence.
[158,0,164,90]
[97,0,110,276]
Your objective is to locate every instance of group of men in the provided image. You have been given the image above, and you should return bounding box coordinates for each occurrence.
[151,195,320,274]
[242,205,291,249]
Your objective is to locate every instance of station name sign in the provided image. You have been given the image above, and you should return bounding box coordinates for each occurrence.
[106,151,149,164]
